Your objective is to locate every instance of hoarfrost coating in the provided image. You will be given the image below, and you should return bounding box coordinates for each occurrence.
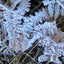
[0,0,64,64]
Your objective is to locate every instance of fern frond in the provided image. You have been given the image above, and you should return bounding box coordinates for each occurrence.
[43,0,64,19]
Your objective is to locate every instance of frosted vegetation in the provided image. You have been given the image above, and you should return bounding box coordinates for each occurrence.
[0,0,64,64]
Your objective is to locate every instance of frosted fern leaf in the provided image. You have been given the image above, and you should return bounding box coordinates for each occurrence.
[23,9,50,25]
[38,36,64,64]
[43,0,64,20]
[0,1,64,64]
[0,0,30,15]
[3,10,58,52]
[0,0,31,52]
[0,0,50,52]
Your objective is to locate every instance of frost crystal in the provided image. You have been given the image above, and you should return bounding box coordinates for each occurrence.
[43,0,64,19]
[38,36,64,64]
[0,0,64,64]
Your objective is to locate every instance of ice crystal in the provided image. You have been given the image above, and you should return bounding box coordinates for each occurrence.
[0,0,64,64]
[38,36,64,64]
[43,0,64,19]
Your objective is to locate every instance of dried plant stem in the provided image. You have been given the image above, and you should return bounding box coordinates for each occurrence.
[7,0,11,6]
[9,54,20,64]
[33,48,42,59]
[46,61,50,64]
[57,19,64,26]
[28,42,39,53]
[9,52,39,64]
[30,2,42,13]
[22,43,39,64]
[0,57,9,63]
